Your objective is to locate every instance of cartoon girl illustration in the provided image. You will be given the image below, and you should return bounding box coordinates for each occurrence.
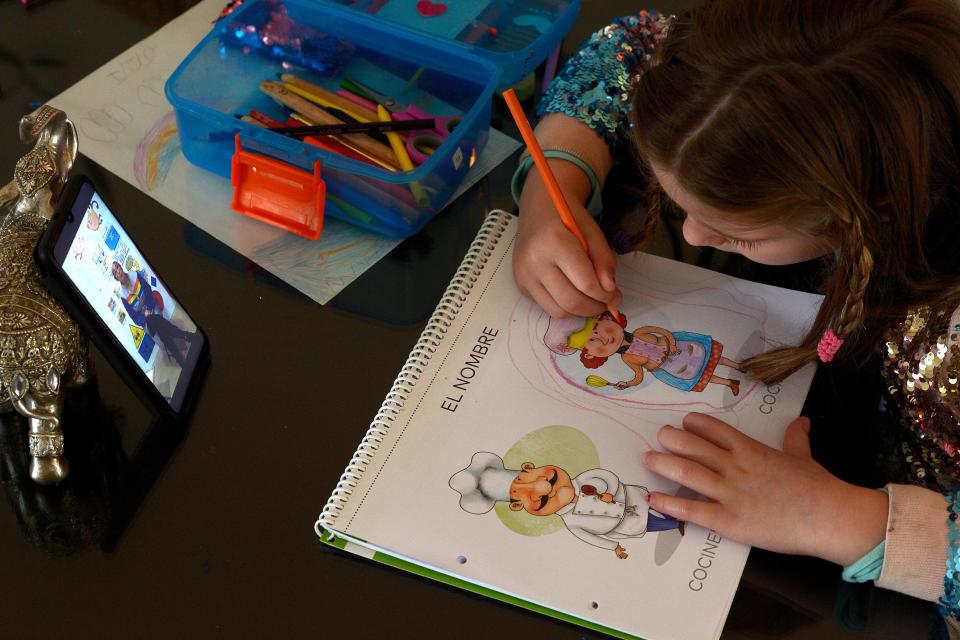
[543,311,742,395]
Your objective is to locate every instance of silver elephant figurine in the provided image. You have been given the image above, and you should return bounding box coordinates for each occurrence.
[0,105,91,485]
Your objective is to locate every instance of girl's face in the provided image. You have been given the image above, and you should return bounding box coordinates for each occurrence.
[583,318,624,359]
[652,164,838,266]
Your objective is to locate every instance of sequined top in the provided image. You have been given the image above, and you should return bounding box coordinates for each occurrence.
[543,11,960,618]
[882,302,960,493]
[537,10,667,150]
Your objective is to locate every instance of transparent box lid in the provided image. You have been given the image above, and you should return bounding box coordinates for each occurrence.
[311,0,580,87]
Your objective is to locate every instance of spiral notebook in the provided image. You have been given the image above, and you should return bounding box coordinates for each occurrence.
[316,210,823,640]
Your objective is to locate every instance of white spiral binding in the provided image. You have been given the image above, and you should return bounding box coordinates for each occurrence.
[316,210,512,533]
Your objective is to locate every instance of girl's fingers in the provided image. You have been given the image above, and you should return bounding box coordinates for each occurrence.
[541,266,607,317]
[555,246,619,307]
[525,280,567,319]
[583,218,620,294]
[644,450,726,499]
[657,425,730,474]
[647,491,724,531]
[680,412,743,451]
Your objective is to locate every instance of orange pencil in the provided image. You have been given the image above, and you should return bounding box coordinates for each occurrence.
[502,88,621,321]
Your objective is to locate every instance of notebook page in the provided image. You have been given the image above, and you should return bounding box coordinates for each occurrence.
[326,211,822,640]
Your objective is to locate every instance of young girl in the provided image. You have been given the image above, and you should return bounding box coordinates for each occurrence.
[543,310,742,394]
[513,0,960,628]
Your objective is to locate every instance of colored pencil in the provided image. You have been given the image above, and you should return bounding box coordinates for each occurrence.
[541,43,562,94]
[378,104,428,206]
[280,73,381,122]
[259,80,399,169]
[502,88,620,321]
[336,89,379,114]
[341,77,399,110]
[290,112,398,170]
[268,119,435,138]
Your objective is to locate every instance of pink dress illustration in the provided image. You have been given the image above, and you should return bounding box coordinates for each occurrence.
[543,311,742,395]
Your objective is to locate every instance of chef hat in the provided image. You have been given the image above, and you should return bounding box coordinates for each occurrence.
[449,452,519,514]
[543,316,596,356]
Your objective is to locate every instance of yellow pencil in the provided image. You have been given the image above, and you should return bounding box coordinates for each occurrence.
[283,82,377,124]
[377,104,428,206]
[280,74,381,122]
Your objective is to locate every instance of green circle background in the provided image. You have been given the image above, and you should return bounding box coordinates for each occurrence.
[494,425,600,536]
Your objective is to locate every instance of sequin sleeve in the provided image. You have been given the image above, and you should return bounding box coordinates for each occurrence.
[882,304,960,491]
[536,11,667,150]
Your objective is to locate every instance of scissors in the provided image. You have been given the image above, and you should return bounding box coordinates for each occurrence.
[392,105,462,165]
[339,77,461,165]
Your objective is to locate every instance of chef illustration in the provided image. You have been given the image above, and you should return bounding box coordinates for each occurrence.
[449,452,684,560]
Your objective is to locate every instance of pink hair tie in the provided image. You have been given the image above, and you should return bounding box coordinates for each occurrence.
[817,328,844,363]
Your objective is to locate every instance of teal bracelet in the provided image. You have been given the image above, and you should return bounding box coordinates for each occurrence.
[841,540,886,583]
[841,487,889,584]
[511,150,603,218]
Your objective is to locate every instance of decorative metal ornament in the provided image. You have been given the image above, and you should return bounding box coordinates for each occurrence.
[0,105,91,485]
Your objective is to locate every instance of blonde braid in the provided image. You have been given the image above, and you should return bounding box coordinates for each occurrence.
[741,204,875,381]
[832,208,875,343]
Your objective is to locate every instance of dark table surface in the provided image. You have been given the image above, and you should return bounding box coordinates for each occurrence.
[0,1,941,638]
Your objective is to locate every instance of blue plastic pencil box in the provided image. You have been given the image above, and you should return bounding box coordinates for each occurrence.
[165,0,498,238]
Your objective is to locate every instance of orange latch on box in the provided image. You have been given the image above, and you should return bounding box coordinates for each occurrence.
[230,134,326,240]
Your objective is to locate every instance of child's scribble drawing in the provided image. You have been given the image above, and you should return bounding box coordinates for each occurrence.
[449,452,683,560]
[544,311,743,395]
[134,111,181,193]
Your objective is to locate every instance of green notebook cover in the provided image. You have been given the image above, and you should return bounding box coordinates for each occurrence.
[318,529,639,640]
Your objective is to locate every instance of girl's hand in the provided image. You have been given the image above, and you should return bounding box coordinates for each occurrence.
[643,413,888,566]
[514,160,621,318]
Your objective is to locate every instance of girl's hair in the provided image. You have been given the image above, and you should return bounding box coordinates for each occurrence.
[580,351,606,369]
[579,310,628,368]
[630,0,960,382]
